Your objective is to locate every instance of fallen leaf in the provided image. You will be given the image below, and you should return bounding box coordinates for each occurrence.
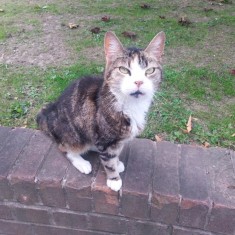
[186,115,192,133]
[211,2,223,5]
[68,23,79,29]
[178,16,191,26]
[101,16,110,22]
[140,3,151,9]
[232,133,235,137]
[181,129,189,134]
[159,15,166,19]
[90,27,100,34]
[122,31,137,40]
[204,8,213,12]
[229,69,235,75]
[155,134,162,142]
[0,9,4,12]
[204,142,210,148]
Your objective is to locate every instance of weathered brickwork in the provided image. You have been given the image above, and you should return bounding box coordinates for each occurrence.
[0,127,234,235]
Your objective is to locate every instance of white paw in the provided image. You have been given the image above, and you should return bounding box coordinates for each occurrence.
[117,161,125,173]
[107,178,122,191]
[72,158,92,174]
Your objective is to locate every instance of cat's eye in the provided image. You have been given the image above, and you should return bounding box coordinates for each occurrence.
[119,66,130,75]
[145,67,155,75]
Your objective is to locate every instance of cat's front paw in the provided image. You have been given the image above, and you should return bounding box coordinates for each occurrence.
[72,158,92,174]
[107,178,122,191]
[117,161,125,173]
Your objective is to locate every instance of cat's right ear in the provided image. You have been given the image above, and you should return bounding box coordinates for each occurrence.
[104,32,124,63]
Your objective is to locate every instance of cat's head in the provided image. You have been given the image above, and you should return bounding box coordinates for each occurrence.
[104,31,165,101]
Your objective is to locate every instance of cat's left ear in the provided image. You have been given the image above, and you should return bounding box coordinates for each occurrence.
[144,31,166,61]
[104,32,124,63]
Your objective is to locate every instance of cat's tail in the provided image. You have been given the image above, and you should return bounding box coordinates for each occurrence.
[36,103,54,137]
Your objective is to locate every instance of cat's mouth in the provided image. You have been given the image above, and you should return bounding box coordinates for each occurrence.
[130,90,144,98]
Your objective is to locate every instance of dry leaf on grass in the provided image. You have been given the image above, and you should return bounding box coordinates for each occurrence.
[140,3,151,9]
[204,8,213,12]
[178,16,191,26]
[0,9,4,12]
[232,133,235,137]
[101,16,110,22]
[182,115,193,134]
[155,135,162,142]
[186,115,192,133]
[90,27,100,34]
[68,23,79,29]
[204,142,210,148]
[122,31,137,40]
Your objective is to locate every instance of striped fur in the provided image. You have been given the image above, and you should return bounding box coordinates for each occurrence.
[37,31,165,191]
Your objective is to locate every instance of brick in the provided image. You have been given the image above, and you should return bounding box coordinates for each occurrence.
[231,150,235,173]
[0,126,12,150]
[179,145,210,229]
[0,178,13,201]
[180,145,209,200]
[204,148,235,208]
[179,199,209,229]
[151,193,179,225]
[121,139,154,219]
[53,210,87,229]
[173,227,211,235]
[14,205,51,225]
[89,214,128,234]
[203,148,235,234]
[0,219,32,235]
[36,143,69,207]
[0,128,34,200]
[9,131,52,205]
[0,203,13,220]
[0,128,34,176]
[64,151,100,212]
[92,165,119,215]
[92,144,130,215]
[206,206,235,234]
[132,221,169,235]
[33,225,113,235]
[151,141,180,224]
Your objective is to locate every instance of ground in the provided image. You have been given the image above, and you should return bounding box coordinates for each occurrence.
[0,0,234,149]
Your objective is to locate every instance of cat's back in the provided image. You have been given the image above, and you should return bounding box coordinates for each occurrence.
[37,75,103,143]
[58,75,103,105]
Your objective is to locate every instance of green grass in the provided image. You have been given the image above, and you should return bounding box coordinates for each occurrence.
[142,67,235,149]
[0,0,234,149]
[0,25,6,40]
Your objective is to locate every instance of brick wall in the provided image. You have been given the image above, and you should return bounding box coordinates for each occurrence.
[0,127,235,235]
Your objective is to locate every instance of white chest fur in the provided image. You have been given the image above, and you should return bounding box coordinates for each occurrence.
[122,97,152,138]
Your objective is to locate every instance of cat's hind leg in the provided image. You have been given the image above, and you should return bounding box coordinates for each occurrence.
[66,147,92,174]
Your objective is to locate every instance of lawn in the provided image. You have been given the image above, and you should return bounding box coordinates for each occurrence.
[0,0,234,149]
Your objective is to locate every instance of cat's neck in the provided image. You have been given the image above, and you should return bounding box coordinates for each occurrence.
[109,86,153,136]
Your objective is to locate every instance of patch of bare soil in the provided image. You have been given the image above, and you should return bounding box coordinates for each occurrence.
[165,26,235,70]
[81,46,104,63]
[0,14,78,68]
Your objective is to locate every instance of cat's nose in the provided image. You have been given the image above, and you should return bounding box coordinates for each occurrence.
[134,81,143,88]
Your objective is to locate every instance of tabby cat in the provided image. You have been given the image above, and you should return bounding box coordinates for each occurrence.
[37,31,165,191]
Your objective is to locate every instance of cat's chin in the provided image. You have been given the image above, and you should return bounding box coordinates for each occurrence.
[130,90,144,98]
